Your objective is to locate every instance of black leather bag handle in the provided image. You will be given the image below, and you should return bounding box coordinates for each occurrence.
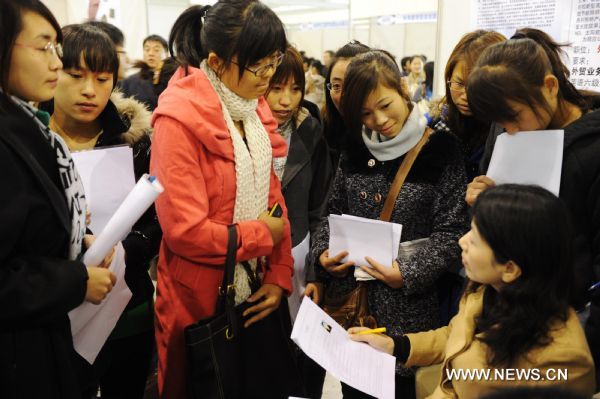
[215,225,239,324]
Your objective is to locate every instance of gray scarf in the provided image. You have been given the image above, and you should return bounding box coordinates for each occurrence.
[362,104,427,161]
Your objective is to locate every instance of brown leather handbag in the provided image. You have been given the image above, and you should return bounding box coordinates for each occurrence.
[322,128,432,329]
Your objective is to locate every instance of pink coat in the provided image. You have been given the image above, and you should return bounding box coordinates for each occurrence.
[149,66,294,399]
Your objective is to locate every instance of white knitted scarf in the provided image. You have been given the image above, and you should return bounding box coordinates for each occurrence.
[201,61,273,305]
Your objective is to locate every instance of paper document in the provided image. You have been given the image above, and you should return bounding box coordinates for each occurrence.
[71,146,135,233]
[68,174,163,364]
[292,296,396,399]
[69,243,132,364]
[486,130,564,196]
[288,233,310,323]
[328,214,401,280]
[83,174,164,267]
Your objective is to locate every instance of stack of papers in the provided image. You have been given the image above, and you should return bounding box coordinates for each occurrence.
[328,214,402,281]
[487,130,564,196]
[292,296,396,399]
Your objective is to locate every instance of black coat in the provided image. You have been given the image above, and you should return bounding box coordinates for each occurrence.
[41,92,161,309]
[119,72,157,111]
[310,128,469,375]
[0,109,88,399]
[280,110,333,278]
[480,109,600,310]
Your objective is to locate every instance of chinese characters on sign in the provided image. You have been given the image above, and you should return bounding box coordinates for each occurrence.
[472,0,600,91]
[472,0,562,41]
[567,0,600,90]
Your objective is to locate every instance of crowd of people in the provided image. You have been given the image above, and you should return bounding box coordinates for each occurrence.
[2,0,600,398]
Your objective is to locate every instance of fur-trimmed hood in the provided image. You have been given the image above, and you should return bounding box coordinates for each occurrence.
[428,97,447,123]
[38,89,152,147]
[107,90,152,145]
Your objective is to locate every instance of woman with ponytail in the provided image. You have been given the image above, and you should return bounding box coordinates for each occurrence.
[150,1,298,397]
[464,28,600,385]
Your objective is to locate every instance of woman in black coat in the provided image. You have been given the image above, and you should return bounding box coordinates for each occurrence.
[0,1,115,398]
[39,23,161,399]
[265,45,333,398]
[310,51,468,399]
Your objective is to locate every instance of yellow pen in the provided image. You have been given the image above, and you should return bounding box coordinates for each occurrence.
[354,327,387,335]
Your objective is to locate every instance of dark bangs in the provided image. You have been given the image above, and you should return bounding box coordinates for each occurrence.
[232,1,286,77]
[267,46,305,96]
[341,51,407,136]
[467,39,553,124]
[61,24,119,88]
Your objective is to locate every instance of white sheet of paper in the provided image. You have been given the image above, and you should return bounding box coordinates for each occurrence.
[69,243,132,364]
[486,130,564,196]
[84,174,164,267]
[328,214,402,276]
[288,233,310,323]
[71,146,135,234]
[291,296,396,399]
[355,220,402,281]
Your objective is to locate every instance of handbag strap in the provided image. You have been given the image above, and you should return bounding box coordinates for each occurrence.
[215,225,239,315]
[379,127,432,222]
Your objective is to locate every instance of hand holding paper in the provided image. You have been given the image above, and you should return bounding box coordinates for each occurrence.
[328,214,402,281]
[70,174,164,364]
[291,296,395,399]
[85,267,117,305]
[319,249,355,278]
[486,130,564,196]
[360,258,403,288]
[83,174,164,267]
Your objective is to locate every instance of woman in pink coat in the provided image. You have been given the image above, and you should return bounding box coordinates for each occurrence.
[149,2,294,398]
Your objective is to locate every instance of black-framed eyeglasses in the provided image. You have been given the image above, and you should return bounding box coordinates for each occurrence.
[326,82,343,93]
[231,53,284,78]
[15,41,63,58]
[447,80,466,92]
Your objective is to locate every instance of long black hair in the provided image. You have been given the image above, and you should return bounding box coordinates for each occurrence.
[169,0,286,78]
[0,0,62,112]
[467,28,591,126]
[322,40,370,155]
[468,184,574,367]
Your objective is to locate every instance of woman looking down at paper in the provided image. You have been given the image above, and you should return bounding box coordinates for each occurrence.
[265,45,333,398]
[149,2,300,397]
[0,1,116,398]
[463,29,600,381]
[39,24,161,398]
[307,50,469,398]
[350,185,596,399]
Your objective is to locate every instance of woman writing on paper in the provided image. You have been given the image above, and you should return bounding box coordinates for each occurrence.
[150,2,298,397]
[0,1,115,397]
[309,51,469,398]
[461,29,600,382]
[39,23,161,398]
[351,185,596,399]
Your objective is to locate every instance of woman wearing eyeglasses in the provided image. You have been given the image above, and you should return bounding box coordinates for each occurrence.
[150,1,299,398]
[430,30,506,182]
[322,41,371,170]
[0,1,116,398]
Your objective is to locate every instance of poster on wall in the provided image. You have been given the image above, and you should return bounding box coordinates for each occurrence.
[566,0,600,90]
[89,0,122,28]
[470,0,572,41]
[471,0,600,91]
